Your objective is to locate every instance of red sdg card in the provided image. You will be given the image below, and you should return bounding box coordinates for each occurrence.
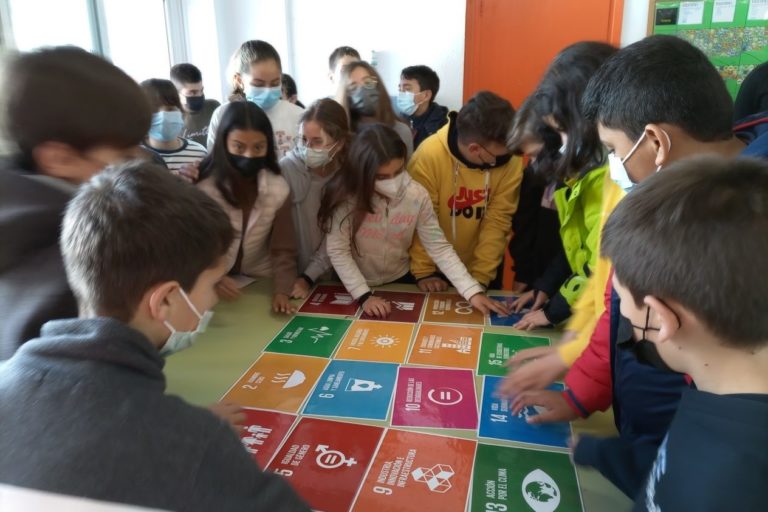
[237,408,296,467]
[267,418,384,512]
[299,285,360,316]
[352,430,476,512]
[359,290,426,322]
[392,367,478,429]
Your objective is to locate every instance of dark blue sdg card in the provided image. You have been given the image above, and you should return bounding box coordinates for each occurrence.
[487,296,531,326]
[479,375,570,448]
[303,360,398,421]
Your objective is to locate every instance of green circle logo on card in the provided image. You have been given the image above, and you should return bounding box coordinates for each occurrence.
[522,469,561,512]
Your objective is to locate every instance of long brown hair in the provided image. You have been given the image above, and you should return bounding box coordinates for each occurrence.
[318,124,407,252]
[335,61,400,131]
[300,98,352,170]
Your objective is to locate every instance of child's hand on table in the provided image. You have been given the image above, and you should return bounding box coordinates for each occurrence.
[272,293,297,314]
[363,296,391,318]
[510,389,578,424]
[511,289,548,312]
[497,345,569,396]
[208,401,246,430]
[469,293,511,316]
[417,276,449,293]
[215,276,242,301]
[513,309,551,330]
[291,277,311,300]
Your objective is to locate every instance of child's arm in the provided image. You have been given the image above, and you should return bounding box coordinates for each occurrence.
[270,201,299,313]
[413,191,484,300]
[325,206,371,300]
[205,104,224,151]
[292,237,332,299]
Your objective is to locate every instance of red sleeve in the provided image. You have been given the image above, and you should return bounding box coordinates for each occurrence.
[561,273,614,417]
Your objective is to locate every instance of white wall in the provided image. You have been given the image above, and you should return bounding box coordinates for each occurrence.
[287,0,466,110]
[622,0,651,47]
[181,0,466,110]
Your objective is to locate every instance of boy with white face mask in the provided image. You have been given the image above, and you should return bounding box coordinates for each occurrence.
[0,161,310,512]
[279,99,350,298]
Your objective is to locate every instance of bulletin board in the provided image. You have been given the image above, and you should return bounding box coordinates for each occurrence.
[647,0,768,98]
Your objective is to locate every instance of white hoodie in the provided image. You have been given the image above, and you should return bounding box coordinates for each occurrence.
[326,173,484,300]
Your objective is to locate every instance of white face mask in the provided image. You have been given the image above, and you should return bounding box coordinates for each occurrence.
[298,142,337,169]
[374,171,406,199]
[608,130,671,192]
[160,288,212,356]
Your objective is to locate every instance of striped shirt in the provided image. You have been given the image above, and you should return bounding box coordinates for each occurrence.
[143,139,207,172]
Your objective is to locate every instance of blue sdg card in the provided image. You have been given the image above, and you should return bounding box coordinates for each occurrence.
[303,360,398,421]
[487,296,532,326]
[479,375,571,448]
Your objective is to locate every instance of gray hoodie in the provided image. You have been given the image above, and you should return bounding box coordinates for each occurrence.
[279,149,334,281]
[0,317,310,512]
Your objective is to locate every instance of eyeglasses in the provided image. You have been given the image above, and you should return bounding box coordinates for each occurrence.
[347,77,378,93]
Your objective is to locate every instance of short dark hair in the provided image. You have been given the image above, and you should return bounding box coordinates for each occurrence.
[170,63,203,85]
[2,46,151,170]
[601,156,768,347]
[506,95,562,173]
[401,65,440,103]
[141,78,184,113]
[583,35,734,142]
[534,41,617,182]
[282,73,298,97]
[198,101,280,207]
[61,160,234,322]
[456,91,515,145]
[328,46,360,72]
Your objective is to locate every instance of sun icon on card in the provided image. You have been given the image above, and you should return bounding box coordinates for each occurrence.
[373,334,400,348]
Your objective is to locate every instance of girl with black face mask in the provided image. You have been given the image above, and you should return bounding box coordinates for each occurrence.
[335,61,414,160]
[197,101,300,314]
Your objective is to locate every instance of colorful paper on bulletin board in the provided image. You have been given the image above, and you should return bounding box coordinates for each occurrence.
[713,56,743,97]
[677,1,712,30]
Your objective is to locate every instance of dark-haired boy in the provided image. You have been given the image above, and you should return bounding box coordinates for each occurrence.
[510,35,768,497]
[398,65,449,148]
[170,63,221,146]
[0,47,151,360]
[601,157,768,511]
[0,161,309,512]
[408,91,523,292]
[327,46,360,94]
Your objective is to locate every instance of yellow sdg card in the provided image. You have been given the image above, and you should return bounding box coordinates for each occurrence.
[334,320,415,364]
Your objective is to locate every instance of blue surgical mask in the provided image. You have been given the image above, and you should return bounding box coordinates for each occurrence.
[160,288,213,356]
[246,85,282,110]
[149,111,184,142]
[397,91,424,116]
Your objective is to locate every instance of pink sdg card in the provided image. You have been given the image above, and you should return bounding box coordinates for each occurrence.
[392,367,478,429]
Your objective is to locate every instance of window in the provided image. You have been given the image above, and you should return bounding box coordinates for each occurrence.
[100,0,170,81]
[7,0,95,52]
[2,0,172,82]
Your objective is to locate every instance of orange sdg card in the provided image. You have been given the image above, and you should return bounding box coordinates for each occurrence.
[407,323,482,369]
[222,353,328,413]
[334,320,415,364]
[422,293,485,325]
[352,429,476,512]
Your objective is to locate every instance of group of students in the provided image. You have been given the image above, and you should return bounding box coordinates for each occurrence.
[0,32,766,512]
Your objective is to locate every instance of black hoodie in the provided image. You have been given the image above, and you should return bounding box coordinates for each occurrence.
[634,388,768,511]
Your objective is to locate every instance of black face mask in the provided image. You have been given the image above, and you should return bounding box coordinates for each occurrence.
[620,307,675,372]
[475,142,513,170]
[186,95,206,112]
[229,154,266,178]
[350,87,380,117]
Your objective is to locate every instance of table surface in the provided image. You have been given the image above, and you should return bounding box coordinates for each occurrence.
[165,280,632,512]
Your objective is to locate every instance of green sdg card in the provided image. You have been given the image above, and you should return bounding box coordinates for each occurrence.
[265,315,352,358]
[477,333,550,376]
[471,443,583,512]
